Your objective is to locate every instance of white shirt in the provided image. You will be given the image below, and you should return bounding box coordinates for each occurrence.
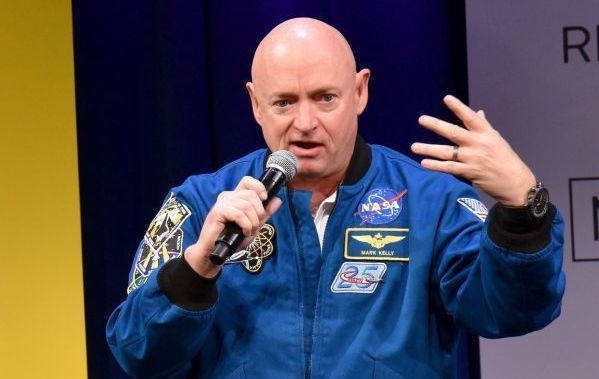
[313,191,337,253]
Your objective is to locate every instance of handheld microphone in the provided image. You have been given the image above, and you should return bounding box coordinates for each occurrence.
[209,150,298,265]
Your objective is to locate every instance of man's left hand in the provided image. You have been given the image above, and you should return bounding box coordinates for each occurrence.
[411,95,535,206]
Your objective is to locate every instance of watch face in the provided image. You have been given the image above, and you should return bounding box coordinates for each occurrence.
[530,187,549,218]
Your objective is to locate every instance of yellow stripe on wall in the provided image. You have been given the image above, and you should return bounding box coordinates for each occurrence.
[0,1,87,378]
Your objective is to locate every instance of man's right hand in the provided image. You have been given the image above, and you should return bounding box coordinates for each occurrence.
[183,176,283,279]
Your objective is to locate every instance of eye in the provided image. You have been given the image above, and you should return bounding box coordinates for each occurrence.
[321,94,335,102]
[273,99,290,108]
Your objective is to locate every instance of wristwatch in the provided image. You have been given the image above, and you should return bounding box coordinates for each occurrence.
[526,181,550,218]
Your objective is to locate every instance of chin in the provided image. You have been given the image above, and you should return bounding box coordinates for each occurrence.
[296,167,326,181]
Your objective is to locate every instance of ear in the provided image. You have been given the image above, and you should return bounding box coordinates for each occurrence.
[355,68,370,116]
[246,82,263,125]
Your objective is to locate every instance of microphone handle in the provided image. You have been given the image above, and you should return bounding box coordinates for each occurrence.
[209,168,287,265]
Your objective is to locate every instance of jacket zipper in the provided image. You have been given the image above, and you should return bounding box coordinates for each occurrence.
[287,190,309,379]
[307,188,340,378]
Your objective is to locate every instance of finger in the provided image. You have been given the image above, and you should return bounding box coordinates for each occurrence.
[233,189,266,218]
[217,189,267,234]
[239,197,265,230]
[477,109,486,120]
[235,176,267,201]
[216,194,261,226]
[418,115,467,144]
[419,158,469,177]
[198,202,254,247]
[198,212,226,246]
[443,95,488,131]
[219,203,256,237]
[411,143,457,161]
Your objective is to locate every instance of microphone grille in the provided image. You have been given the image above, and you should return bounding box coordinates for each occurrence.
[266,150,299,180]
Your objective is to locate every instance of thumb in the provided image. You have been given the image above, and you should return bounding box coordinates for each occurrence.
[263,197,283,221]
[240,197,282,250]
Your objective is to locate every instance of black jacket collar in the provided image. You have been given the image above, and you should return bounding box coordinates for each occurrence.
[342,135,371,185]
[263,135,372,185]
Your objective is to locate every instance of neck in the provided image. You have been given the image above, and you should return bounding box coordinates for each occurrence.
[278,136,371,213]
[289,175,341,215]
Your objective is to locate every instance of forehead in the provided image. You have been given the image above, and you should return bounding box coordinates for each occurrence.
[256,41,353,95]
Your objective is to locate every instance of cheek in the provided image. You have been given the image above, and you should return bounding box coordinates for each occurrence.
[259,116,289,146]
[323,109,356,138]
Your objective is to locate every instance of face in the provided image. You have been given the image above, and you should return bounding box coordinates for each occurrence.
[247,40,370,187]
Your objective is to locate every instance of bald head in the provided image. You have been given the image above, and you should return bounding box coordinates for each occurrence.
[251,18,357,84]
[245,18,370,190]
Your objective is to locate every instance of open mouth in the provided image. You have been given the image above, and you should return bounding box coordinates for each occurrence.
[291,141,321,150]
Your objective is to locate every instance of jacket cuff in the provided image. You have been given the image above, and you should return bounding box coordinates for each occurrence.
[157,257,219,311]
[487,202,556,253]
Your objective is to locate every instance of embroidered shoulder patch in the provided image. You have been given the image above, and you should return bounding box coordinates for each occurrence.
[225,223,276,274]
[457,197,488,222]
[331,262,387,294]
[127,194,191,293]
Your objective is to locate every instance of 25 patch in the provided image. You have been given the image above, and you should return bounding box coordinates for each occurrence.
[331,262,387,294]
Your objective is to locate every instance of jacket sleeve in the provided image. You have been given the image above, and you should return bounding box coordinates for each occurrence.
[433,184,565,338]
[106,188,219,378]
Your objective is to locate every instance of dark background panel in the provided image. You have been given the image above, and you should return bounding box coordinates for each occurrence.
[72,1,472,377]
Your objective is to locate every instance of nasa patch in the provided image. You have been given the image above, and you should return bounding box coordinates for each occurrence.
[331,262,387,294]
[356,188,407,225]
[457,197,488,222]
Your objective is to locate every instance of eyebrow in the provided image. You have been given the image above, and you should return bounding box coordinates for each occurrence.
[269,92,297,100]
[310,87,340,96]
[269,87,341,100]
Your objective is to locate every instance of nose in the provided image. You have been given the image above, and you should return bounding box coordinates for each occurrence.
[293,101,317,132]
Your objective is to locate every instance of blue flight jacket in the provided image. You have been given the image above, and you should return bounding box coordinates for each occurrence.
[107,139,565,378]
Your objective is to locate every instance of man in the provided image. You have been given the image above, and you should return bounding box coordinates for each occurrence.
[107,18,564,378]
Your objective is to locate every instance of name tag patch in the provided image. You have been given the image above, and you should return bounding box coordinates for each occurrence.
[344,228,409,261]
[331,262,387,294]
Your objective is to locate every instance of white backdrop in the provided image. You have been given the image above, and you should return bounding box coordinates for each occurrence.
[466,1,599,378]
